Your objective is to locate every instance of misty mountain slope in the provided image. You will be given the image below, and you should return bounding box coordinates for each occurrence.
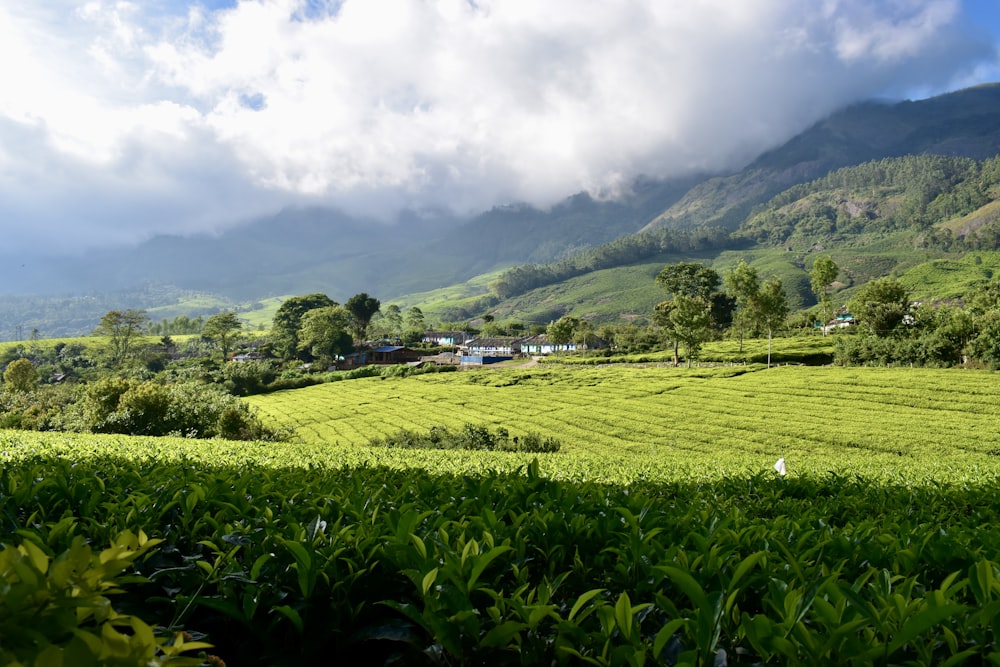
[441,152,1000,326]
[642,84,1000,234]
[7,173,704,303]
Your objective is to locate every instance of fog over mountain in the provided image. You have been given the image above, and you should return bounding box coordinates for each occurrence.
[2,0,999,262]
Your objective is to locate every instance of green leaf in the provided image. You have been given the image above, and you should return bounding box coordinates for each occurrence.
[273,605,304,634]
[970,559,998,606]
[467,545,513,592]
[250,553,271,580]
[34,644,64,667]
[887,603,966,656]
[282,539,314,597]
[657,565,709,611]
[653,619,688,658]
[569,588,605,622]
[422,567,439,596]
[728,551,766,594]
[409,533,427,560]
[480,620,527,648]
[20,539,50,575]
[614,592,633,639]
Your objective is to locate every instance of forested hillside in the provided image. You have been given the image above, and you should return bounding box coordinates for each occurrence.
[739,155,1000,246]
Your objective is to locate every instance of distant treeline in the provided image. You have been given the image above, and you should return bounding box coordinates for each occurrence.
[487,225,735,300]
[739,155,1000,247]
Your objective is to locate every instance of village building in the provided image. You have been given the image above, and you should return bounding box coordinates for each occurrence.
[519,333,608,356]
[370,345,421,364]
[459,336,523,364]
[422,331,474,346]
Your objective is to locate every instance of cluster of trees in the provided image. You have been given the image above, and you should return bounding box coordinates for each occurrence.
[0,356,280,439]
[369,305,428,344]
[370,423,561,453]
[739,155,1000,245]
[488,226,733,300]
[0,286,489,439]
[545,316,598,347]
[270,292,383,363]
[0,308,280,438]
[836,277,1000,367]
[650,261,792,367]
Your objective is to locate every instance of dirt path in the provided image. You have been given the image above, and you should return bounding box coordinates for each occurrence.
[504,356,541,369]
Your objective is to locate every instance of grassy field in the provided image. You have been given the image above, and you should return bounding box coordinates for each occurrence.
[247,364,1000,484]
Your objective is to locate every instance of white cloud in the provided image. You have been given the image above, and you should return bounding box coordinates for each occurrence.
[0,0,996,252]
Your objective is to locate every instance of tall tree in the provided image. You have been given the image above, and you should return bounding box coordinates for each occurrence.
[656,262,726,365]
[724,260,761,352]
[272,293,335,360]
[93,309,149,367]
[655,295,713,367]
[298,306,353,361]
[810,256,839,333]
[202,312,243,362]
[404,307,426,332]
[755,277,789,368]
[656,262,721,300]
[374,304,404,339]
[966,280,1000,316]
[345,293,381,343]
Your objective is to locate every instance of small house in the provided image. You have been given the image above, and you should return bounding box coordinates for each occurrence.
[422,331,474,346]
[520,333,608,355]
[371,346,421,364]
[460,337,522,364]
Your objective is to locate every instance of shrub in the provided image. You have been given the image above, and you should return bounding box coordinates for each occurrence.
[223,360,277,396]
[72,378,283,440]
[370,424,561,453]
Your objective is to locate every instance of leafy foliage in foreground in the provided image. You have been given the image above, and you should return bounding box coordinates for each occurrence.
[1,528,214,667]
[4,433,1000,666]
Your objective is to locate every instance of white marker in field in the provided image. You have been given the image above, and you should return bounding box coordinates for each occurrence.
[773,458,787,476]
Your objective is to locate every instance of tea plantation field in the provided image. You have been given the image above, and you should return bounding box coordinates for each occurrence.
[247,364,1000,484]
[3,365,1000,666]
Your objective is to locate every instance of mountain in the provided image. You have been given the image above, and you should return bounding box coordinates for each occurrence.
[0,175,704,304]
[642,83,1000,233]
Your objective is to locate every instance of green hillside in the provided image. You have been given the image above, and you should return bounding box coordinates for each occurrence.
[420,154,1000,327]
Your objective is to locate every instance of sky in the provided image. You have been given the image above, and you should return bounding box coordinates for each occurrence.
[2,0,1000,253]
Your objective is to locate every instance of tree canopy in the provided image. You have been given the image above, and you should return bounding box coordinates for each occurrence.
[202,312,243,362]
[849,277,911,336]
[810,256,839,328]
[92,309,149,368]
[272,294,336,360]
[298,306,353,362]
[345,293,381,343]
[3,358,38,393]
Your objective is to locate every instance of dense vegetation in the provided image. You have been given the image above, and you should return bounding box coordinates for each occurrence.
[4,362,1000,665]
